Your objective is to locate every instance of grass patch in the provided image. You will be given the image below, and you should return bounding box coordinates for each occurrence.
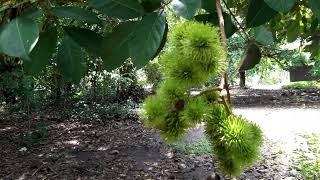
[282,81,320,89]
[174,138,212,155]
[291,133,320,179]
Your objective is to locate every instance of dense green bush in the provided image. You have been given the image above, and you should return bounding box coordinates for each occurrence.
[0,67,35,112]
[143,60,163,91]
[71,100,138,122]
[282,81,320,89]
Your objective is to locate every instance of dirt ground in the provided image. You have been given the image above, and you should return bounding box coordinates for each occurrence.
[0,88,319,180]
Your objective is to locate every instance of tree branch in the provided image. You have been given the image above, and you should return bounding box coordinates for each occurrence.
[193,86,222,98]
[0,0,39,13]
[215,0,232,107]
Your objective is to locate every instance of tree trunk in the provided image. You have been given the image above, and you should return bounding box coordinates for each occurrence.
[239,71,246,88]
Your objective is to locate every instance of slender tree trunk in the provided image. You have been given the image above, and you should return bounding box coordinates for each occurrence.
[239,71,246,88]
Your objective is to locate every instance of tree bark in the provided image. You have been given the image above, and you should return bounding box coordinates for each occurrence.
[239,71,246,88]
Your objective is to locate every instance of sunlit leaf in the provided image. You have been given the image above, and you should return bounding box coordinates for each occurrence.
[172,0,201,19]
[0,17,39,60]
[254,26,274,45]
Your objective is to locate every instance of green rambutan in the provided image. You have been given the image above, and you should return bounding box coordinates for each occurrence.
[142,95,168,129]
[156,80,188,101]
[161,111,191,143]
[167,21,226,78]
[180,97,212,125]
[205,113,263,176]
[163,55,211,87]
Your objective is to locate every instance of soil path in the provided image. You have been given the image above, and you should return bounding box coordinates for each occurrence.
[1,88,319,179]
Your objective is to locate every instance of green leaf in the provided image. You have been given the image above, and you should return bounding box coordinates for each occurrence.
[152,22,168,59]
[172,0,201,19]
[305,40,320,59]
[140,0,162,13]
[309,0,320,19]
[51,6,101,24]
[88,0,144,19]
[286,20,300,42]
[0,17,39,60]
[24,29,57,75]
[253,26,274,45]
[57,34,86,83]
[201,0,216,13]
[64,27,102,55]
[246,0,278,28]
[194,13,237,38]
[22,8,44,20]
[101,13,166,70]
[264,0,296,13]
[101,22,134,71]
[128,13,167,67]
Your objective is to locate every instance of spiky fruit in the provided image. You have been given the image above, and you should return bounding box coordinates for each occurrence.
[161,21,225,87]
[180,97,212,125]
[206,113,263,176]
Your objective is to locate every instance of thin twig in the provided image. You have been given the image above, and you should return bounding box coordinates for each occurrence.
[193,86,222,98]
[160,0,172,14]
[31,163,44,177]
[220,96,231,115]
[221,0,250,41]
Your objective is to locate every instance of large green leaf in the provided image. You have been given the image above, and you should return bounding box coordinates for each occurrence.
[246,0,278,28]
[24,29,57,75]
[152,22,168,59]
[253,26,274,45]
[172,0,201,19]
[264,0,296,13]
[101,13,166,70]
[57,34,86,83]
[64,27,102,55]
[0,17,39,60]
[194,13,237,38]
[201,0,216,13]
[22,8,44,20]
[309,0,320,19]
[51,6,101,24]
[88,0,144,19]
[101,22,134,71]
[128,13,166,67]
[140,0,162,13]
